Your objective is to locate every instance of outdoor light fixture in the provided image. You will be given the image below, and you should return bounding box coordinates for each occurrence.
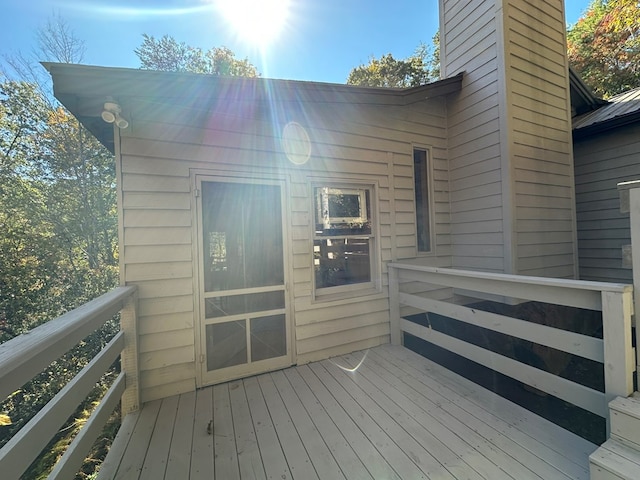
[101,100,129,129]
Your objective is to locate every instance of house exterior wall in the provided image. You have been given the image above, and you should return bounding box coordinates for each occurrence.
[440,0,577,277]
[574,123,640,283]
[117,96,452,402]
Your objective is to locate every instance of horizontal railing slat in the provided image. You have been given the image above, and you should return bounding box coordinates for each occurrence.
[393,267,606,311]
[0,286,136,401]
[401,318,607,417]
[399,292,604,362]
[0,331,125,479]
[48,372,126,480]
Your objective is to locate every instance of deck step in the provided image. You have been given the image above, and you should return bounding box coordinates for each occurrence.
[610,396,640,449]
[590,439,640,479]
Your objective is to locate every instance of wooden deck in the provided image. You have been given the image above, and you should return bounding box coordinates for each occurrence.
[98,345,597,480]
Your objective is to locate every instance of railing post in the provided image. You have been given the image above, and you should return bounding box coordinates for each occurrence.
[120,291,140,414]
[618,180,640,377]
[389,265,401,346]
[601,289,635,434]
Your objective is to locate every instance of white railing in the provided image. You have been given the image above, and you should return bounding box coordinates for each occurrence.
[388,264,634,431]
[0,286,138,480]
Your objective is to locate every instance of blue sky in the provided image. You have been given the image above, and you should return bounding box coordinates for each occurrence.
[3,0,592,84]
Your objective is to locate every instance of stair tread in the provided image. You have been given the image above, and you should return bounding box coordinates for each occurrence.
[590,439,640,478]
[610,396,640,420]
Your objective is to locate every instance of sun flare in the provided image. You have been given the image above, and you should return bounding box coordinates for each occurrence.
[216,0,290,46]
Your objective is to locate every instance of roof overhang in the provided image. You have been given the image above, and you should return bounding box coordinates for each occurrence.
[43,63,464,153]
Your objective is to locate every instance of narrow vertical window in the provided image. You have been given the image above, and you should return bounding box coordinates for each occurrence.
[414,148,432,252]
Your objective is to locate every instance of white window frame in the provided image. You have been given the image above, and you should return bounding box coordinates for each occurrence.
[311,180,379,301]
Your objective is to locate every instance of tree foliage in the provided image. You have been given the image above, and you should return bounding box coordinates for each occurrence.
[135,34,260,76]
[1,16,118,479]
[347,37,440,88]
[568,0,640,98]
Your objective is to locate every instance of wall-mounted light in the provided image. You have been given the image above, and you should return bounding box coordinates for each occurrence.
[101,100,129,129]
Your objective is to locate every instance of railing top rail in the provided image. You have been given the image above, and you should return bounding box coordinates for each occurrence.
[388,263,632,294]
[0,285,137,401]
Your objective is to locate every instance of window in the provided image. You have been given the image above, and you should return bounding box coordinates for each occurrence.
[414,147,432,253]
[313,184,376,295]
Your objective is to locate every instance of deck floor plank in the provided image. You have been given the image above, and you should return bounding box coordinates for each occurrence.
[334,353,498,480]
[103,345,596,480]
[270,370,347,480]
[281,367,370,480]
[341,351,516,480]
[298,363,401,479]
[190,388,214,479]
[318,358,465,479]
[213,383,240,480]
[372,347,562,479]
[309,361,429,479]
[164,391,196,480]
[96,409,140,480]
[114,400,161,479]
[139,395,179,480]
[257,373,320,479]
[228,379,266,480]
[243,375,291,479]
[378,345,591,479]
[383,344,596,460]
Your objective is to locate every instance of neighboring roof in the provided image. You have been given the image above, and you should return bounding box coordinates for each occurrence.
[573,86,640,139]
[43,63,463,153]
[568,66,607,116]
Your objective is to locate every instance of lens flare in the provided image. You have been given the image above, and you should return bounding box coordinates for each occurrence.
[216,0,290,46]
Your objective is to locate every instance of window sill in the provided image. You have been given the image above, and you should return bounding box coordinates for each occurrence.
[312,285,382,304]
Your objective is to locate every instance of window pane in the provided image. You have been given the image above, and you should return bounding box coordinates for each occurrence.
[206,321,246,371]
[414,148,431,252]
[314,187,371,236]
[205,291,285,318]
[251,314,286,361]
[314,238,371,288]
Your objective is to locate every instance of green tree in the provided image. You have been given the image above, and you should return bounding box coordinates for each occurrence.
[567,0,640,98]
[1,15,119,479]
[347,38,440,87]
[135,34,260,76]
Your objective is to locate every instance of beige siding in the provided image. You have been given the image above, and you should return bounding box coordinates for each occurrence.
[118,96,451,402]
[442,0,504,273]
[441,0,576,277]
[574,125,640,283]
[506,0,577,278]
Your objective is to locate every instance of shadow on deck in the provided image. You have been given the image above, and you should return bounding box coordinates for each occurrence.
[98,345,596,480]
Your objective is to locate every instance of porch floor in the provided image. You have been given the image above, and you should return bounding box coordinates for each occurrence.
[98,345,597,479]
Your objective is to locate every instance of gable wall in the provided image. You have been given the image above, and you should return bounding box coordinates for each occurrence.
[117,97,452,402]
[574,123,640,283]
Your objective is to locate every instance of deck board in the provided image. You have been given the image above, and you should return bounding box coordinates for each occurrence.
[99,345,597,480]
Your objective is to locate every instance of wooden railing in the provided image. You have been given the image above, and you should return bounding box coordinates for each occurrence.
[388,264,635,431]
[0,286,138,480]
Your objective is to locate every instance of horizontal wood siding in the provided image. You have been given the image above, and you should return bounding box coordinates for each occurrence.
[119,95,451,402]
[442,0,505,272]
[574,124,640,283]
[506,0,577,278]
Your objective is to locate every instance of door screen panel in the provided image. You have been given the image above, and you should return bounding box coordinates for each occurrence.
[202,182,284,293]
[250,314,286,361]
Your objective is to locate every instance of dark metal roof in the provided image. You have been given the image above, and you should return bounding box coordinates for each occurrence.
[573,86,640,138]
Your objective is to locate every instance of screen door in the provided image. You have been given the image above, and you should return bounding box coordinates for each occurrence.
[197,178,291,385]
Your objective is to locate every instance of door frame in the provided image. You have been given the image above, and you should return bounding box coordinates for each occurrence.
[192,171,295,387]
